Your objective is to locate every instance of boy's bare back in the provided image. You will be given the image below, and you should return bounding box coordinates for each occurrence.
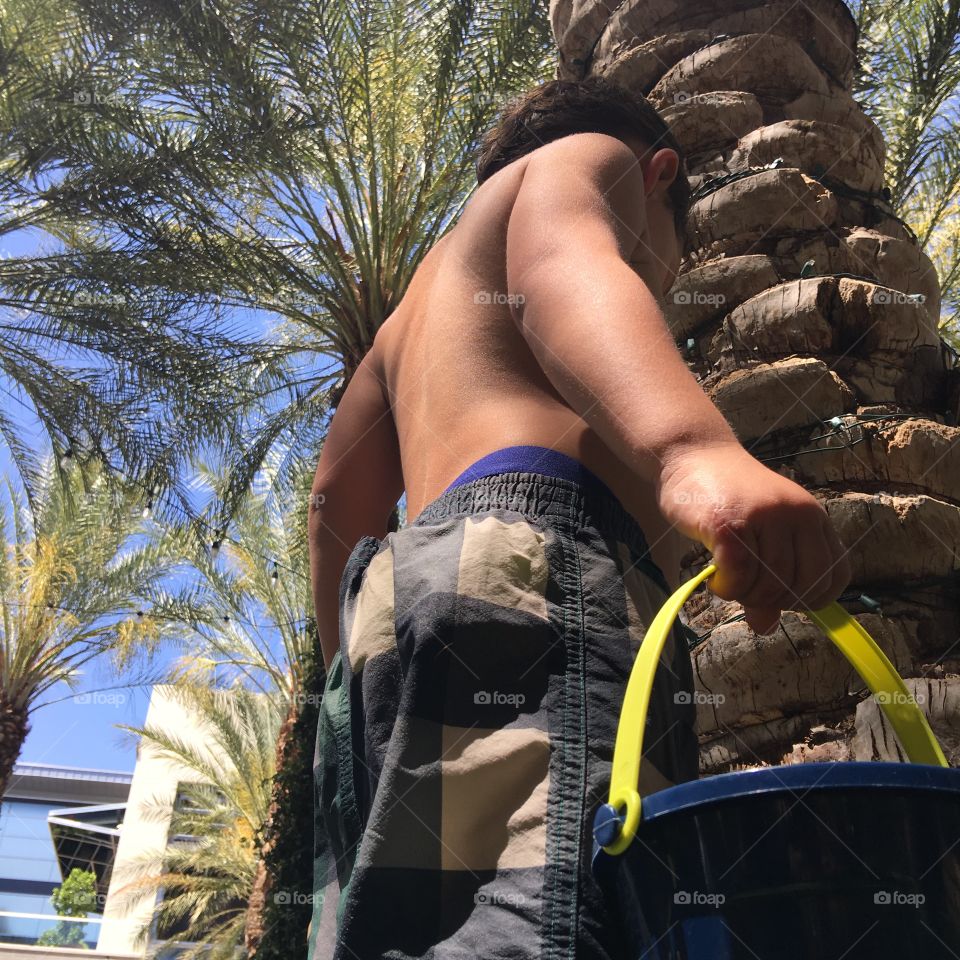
[311,129,850,673]
[371,132,690,583]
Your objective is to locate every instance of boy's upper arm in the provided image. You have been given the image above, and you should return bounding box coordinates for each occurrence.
[505,132,647,319]
[309,340,404,538]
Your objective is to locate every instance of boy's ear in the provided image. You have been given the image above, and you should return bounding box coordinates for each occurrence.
[643,148,679,198]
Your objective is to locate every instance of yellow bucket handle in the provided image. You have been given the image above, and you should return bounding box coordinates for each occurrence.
[600,561,948,856]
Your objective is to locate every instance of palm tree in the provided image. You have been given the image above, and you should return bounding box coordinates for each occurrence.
[3,0,556,522]
[108,683,281,960]
[0,457,191,796]
[0,0,277,509]
[149,460,314,701]
[854,0,960,337]
[550,0,960,769]
[134,461,318,960]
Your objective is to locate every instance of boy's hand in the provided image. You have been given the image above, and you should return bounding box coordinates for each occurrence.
[655,441,852,635]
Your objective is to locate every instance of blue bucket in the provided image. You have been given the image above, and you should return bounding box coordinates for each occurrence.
[592,563,960,958]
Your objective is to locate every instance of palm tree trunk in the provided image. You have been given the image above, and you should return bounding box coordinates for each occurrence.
[550,0,959,768]
[243,459,401,958]
[244,629,326,960]
[244,703,298,956]
[0,689,29,799]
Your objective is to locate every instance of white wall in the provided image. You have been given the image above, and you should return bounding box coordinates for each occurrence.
[96,687,214,955]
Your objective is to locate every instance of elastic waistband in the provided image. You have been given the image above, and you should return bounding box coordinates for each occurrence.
[445,445,618,502]
[413,469,655,566]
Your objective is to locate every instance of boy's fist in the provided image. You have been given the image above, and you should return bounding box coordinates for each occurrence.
[655,441,852,635]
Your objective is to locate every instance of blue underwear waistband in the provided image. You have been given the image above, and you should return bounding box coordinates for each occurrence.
[444,445,619,503]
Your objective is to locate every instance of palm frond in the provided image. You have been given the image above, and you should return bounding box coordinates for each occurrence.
[108,683,279,960]
[852,0,960,336]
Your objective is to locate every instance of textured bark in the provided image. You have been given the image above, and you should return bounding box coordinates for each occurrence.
[245,631,326,960]
[0,689,29,800]
[244,703,297,957]
[550,0,960,770]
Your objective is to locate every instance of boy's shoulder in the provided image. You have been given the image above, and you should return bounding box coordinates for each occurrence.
[524,130,642,171]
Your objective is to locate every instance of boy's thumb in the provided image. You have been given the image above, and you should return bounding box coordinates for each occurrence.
[706,521,759,602]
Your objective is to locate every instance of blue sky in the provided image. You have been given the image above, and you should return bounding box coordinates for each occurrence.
[3,225,275,773]
[1,226,147,771]
[5,213,409,774]
[23,684,150,771]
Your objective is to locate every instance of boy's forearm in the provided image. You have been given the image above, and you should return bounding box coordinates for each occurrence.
[514,255,742,485]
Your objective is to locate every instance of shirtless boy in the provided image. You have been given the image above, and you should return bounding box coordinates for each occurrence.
[307,77,851,959]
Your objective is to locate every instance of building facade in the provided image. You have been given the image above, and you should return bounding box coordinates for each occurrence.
[0,764,131,949]
[1,688,210,959]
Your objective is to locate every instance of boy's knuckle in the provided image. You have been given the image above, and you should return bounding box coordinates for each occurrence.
[748,578,786,608]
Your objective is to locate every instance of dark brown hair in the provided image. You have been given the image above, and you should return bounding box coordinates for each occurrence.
[476,76,691,242]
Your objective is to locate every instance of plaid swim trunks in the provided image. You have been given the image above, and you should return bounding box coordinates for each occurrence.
[308,461,699,960]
